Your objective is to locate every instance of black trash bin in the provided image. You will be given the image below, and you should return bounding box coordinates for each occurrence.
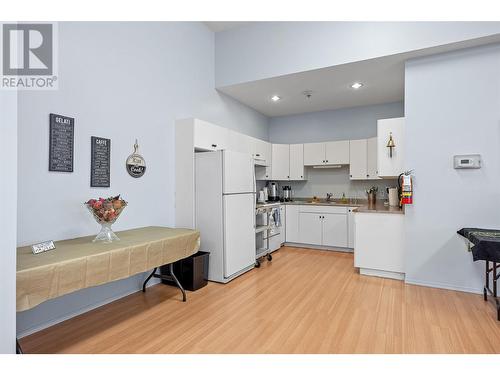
[161,251,209,291]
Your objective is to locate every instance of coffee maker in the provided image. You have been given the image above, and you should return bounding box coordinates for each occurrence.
[282,186,293,202]
[268,182,280,202]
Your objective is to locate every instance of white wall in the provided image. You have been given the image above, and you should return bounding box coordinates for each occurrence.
[404,43,500,293]
[268,102,403,199]
[216,22,500,87]
[0,91,17,353]
[16,22,268,336]
[269,102,403,144]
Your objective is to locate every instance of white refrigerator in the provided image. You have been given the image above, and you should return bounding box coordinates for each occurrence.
[195,150,256,283]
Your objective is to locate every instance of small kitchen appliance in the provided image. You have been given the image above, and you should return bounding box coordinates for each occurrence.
[268,182,279,202]
[258,190,266,203]
[262,186,269,201]
[282,186,293,202]
[387,187,399,207]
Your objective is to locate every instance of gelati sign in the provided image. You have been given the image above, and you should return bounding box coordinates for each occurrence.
[1,22,58,89]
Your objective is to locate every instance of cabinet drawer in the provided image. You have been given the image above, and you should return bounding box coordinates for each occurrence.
[298,205,347,215]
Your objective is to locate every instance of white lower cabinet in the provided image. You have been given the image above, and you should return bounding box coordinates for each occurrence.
[347,207,356,248]
[299,212,323,245]
[278,205,285,245]
[293,206,348,248]
[354,212,405,280]
[322,213,348,248]
[285,205,299,243]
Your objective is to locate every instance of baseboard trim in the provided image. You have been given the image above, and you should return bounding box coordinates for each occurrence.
[360,268,405,280]
[17,279,161,338]
[404,278,483,295]
[284,242,353,253]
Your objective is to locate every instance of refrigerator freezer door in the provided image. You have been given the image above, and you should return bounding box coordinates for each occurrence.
[223,193,256,278]
[223,150,255,194]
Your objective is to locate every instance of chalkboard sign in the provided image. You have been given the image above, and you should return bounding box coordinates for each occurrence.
[49,113,74,172]
[90,136,111,188]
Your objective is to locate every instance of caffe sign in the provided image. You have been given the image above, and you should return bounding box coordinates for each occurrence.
[126,140,146,178]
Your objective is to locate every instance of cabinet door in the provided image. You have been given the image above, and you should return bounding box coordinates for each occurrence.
[289,144,304,180]
[228,130,252,155]
[349,139,368,179]
[303,142,325,166]
[377,117,405,178]
[254,139,271,166]
[299,212,322,245]
[325,140,350,165]
[347,207,355,248]
[279,205,286,244]
[194,120,228,151]
[271,144,290,180]
[367,137,379,179]
[255,166,271,181]
[322,213,348,248]
[285,205,299,243]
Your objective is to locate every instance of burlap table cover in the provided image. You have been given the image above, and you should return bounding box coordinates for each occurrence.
[16,226,200,312]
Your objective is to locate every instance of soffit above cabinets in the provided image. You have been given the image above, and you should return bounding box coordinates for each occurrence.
[217,34,500,117]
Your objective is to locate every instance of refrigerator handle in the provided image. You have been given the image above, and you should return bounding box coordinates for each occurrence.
[252,160,257,194]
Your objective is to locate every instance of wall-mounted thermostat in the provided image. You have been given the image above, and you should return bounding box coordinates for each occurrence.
[453,154,481,169]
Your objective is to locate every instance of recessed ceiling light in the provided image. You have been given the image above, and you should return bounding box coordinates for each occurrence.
[271,95,281,102]
[351,82,363,89]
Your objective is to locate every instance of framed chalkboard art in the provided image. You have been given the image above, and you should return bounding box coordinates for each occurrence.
[90,136,111,188]
[49,113,74,172]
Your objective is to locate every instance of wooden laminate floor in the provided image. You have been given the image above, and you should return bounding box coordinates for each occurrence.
[20,247,500,354]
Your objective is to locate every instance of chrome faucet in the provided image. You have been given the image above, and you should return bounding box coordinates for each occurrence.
[326,193,333,202]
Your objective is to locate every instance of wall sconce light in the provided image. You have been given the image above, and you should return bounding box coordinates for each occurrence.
[386,132,395,158]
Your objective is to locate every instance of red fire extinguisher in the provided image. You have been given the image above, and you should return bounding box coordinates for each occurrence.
[398,171,413,206]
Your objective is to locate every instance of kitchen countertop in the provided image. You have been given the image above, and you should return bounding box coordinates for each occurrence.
[256,198,404,214]
[352,202,404,215]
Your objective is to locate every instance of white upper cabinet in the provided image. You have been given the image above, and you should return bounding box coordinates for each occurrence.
[254,138,271,166]
[349,139,368,179]
[289,144,305,180]
[271,144,290,180]
[194,119,228,151]
[304,141,349,165]
[229,131,271,166]
[228,130,252,154]
[304,142,326,165]
[377,117,405,178]
[366,137,379,180]
[349,137,379,180]
[325,140,350,165]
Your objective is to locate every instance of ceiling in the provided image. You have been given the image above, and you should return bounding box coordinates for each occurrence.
[204,22,253,33]
[217,34,500,117]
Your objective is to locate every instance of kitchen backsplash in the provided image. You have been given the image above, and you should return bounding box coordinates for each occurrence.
[260,166,397,200]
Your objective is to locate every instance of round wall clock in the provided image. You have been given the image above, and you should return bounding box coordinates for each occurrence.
[126,140,146,178]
